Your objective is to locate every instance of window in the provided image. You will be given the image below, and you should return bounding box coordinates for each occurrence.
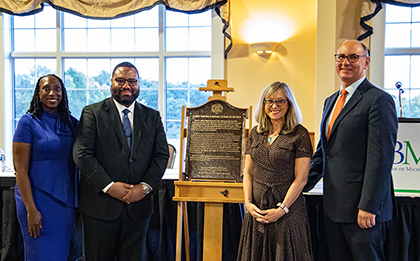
[3,4,223,169]
[381,4,420,117]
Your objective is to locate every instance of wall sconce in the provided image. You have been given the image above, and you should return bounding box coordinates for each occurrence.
[250,42,279,57]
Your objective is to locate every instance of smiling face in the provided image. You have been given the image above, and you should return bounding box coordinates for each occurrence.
[264,89,289,122]
[111,67,140,107]
[336,40,370,87]
[38,75,63,114]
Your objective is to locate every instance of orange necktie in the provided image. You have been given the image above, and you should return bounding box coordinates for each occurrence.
[327,89,348,140]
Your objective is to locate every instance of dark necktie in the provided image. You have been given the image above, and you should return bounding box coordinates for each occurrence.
[327,89,348,140]
[123,109,132,149]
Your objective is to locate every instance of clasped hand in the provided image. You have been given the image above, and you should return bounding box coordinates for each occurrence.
[245,202,285,224]
[107,182,146,204]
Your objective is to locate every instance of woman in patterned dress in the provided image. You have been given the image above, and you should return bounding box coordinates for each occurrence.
[237,81,314,261]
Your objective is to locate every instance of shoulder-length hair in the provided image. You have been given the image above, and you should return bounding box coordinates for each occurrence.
[255,81,302,135]
[27,74,72,128]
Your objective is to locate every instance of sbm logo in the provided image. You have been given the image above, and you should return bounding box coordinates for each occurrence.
[394,141,420,165]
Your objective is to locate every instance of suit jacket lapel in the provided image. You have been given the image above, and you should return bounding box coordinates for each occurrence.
[327,79,369,142]
[321,92,339,144]
[105,98,131,155]
[132,102,144,148]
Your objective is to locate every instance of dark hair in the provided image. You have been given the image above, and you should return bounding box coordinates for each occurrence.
[112,61,139,78]
[28,74,72,128]
[358,41,370,57]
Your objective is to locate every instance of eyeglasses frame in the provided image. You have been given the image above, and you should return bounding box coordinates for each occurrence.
[264,98,287,107]
[334,54,368,63]
[114,77,139,87]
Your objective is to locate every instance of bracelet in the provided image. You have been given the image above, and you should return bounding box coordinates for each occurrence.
[276,202,289,214]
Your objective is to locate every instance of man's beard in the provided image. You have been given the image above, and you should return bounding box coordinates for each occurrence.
[111,89,140,106]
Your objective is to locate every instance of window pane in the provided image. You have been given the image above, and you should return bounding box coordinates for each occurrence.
[189,11,211,26]
[135,7,159,27]
[189,58,210,85]
[88,29,111,51]
[135,58,159,109]
[35,59,56,79]
[88,59,111,89]
[14,15,34,28]
[407,89,420,117]
[412,23,420,47]
[167,89,187,121]
[67,90,87,119]
[167,58,188,88]
[111,28,135,51]
[34,6,56,28]
[35,29,56,51]
[384,55,410,90]
[139,90,158,109]
[64,29,87,51]
[189,27,211,51]
[65,59,87,90]
[135,58,159,82]
[385,24,411,48]
[63,13,86,28]
[166,11,188,26]
[135,28,159,51]
[166,57,210,124]
[14,89,34,120]
[15,59,36,88]
[411,55,420,90]
[413,6,420,22]
[14,29,35,51]
[166,28,189,51]
[386,4,411,23]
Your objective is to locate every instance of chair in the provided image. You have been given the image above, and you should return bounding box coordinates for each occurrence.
[167,144,176,169]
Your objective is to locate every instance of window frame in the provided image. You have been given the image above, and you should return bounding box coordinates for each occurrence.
[0,6,225,167]
[371,4,420,118]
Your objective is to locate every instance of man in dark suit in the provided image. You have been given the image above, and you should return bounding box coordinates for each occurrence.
[73,61,169,261]
[304,40,398,261]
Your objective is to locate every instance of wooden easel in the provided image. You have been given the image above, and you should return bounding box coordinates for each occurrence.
[173,80,252,261]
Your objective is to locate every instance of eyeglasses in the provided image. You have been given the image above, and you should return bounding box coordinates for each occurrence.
[264,98,287,107]
[334,54,368,63]
[41,86,62,93]
[114,78,139,86]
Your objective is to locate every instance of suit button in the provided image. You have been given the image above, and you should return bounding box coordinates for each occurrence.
[129,159,133,163]
[326,155,330,159]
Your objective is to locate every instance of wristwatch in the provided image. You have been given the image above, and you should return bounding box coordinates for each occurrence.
[141,183,152,195]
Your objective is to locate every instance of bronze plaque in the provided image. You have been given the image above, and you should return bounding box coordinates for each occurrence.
[185,100,248,182]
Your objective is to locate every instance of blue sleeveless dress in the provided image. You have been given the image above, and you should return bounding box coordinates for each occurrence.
[14,111,78,261]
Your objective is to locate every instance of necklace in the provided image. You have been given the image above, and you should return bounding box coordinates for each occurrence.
[267,132,279,143]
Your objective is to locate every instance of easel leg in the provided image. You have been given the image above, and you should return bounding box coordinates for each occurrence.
[183,202,190,261]
[203,202,223,261]
[175,201,190,261]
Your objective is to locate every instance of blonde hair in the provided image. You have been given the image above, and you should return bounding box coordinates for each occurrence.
[255,81,302,134]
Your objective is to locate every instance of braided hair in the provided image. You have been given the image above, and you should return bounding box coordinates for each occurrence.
[27,74,72,128]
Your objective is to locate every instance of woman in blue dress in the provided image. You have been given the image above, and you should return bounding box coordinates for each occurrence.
[13,74,78,260]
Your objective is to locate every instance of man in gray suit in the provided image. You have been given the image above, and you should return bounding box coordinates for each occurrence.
[304,40,398,261]
[73,62,169,261]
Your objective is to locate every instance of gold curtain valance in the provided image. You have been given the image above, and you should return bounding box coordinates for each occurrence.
[1,0,231,57]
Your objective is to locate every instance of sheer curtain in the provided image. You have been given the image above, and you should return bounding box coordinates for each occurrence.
[359,0,420,40]
[0,0,232,57]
